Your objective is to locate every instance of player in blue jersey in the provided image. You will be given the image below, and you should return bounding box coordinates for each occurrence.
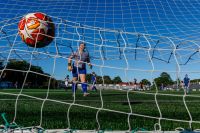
[68,42,92,96]
[91,72,97,91]
[183,74,190,94]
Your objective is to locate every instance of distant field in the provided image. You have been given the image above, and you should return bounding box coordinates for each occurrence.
[0,88,200,131]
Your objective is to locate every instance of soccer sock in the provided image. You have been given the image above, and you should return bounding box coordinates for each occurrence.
[81,82,87,93]
[91,84,94,90]
[92,85,96,91]
[94,86,97,91]
[72,82,77,93]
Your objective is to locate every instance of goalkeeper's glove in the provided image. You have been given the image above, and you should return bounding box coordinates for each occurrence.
[68,63,72,71]
[88,63,92,69]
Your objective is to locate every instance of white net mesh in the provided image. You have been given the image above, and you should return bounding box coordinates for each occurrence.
[0,0,200,132]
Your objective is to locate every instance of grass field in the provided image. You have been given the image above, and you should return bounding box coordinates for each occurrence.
[0,88,200,131]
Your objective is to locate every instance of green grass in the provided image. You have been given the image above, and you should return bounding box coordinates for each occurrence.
[0,88,200,131]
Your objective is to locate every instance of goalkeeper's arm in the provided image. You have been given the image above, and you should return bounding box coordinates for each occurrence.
[68,54,73,71]
[87,53,92,69]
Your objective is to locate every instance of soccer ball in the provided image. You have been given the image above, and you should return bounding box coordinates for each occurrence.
[18,12,55,48]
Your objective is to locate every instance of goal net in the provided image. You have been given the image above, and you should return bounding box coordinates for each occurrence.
[0,0,200,132]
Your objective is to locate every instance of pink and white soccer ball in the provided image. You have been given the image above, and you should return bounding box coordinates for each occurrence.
[18,12,55,48]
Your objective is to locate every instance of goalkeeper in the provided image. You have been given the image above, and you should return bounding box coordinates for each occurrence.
[68,42,92,96]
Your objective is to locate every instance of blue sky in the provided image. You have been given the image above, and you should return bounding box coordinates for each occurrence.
[1,0,200,82]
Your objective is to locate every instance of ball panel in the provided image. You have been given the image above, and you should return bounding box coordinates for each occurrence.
[25,37,36,46]
[18,31,25,42]
[34,12,47,21]
[31,29,45,41]
[26,17,40,30]
[18,18,26,30]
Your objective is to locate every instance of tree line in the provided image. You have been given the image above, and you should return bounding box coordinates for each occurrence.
[0,60,57,89]
[0,60,197,89]
[86,74,152,86]
[86,74,123,84]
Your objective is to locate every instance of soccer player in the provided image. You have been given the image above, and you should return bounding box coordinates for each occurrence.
[65,75,70,88]
[133,78,137,90]
[183,74,190,94]
[91,72,97,91]
[68,42,92,96]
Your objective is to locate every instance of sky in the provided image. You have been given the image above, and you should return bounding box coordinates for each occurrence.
[1,0,200,82]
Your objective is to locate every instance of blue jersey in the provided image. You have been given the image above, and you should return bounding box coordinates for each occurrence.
[184,77,190,85]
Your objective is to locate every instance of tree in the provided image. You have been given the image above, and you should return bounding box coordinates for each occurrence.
[96,76,103,84]
[4,60,48,88]
[6,60,29,70]
[154,72,173,87]
[154,77,162,87]
[112,76,122,84]
[141,79,151,86]
[160,72,172,80]
[103,75,112,84]
[86,73,92,83]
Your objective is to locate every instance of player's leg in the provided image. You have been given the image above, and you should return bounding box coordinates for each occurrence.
[93,85,97,91]
[92,82,97,91]
[91,82,94,90]
[184,85,189,94]
[72,67,78,93]
[184,86,186,94]
[79,69,89,96]
[184,82,189,94]
[186,85,189,94]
